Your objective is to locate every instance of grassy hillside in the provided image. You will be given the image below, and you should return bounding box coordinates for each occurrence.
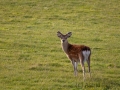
[0,0,120,90]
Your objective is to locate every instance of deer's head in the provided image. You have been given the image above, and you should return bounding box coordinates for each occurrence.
[57,31,72,43]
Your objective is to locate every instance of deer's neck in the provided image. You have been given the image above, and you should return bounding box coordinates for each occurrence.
[61,40,70,54]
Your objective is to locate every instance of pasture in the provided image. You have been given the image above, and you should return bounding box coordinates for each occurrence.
[0,0,120,90]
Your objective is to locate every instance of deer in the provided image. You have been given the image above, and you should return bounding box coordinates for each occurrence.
[57,31,91,80]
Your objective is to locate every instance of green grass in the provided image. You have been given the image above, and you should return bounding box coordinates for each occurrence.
[0,0,120,90]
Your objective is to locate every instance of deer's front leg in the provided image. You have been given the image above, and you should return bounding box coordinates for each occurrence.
[72,60,78,76]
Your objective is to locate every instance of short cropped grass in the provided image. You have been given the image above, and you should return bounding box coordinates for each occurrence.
[0,0,120,90]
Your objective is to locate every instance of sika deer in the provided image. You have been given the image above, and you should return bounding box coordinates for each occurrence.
[57,31,91,80]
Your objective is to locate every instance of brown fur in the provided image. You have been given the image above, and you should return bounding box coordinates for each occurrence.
[67,44,91,61]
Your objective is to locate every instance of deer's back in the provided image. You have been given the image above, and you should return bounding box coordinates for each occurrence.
[67,44,91,61]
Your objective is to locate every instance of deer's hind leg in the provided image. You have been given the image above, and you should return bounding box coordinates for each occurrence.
[87,56,91,77]
[80,60,85,80]
[79,54,85,80]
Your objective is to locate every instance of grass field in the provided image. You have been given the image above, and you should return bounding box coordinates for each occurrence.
[0,0,120,90]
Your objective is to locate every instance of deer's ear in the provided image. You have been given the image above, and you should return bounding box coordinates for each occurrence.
[57,31,62,38]
[67,32,72,37]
